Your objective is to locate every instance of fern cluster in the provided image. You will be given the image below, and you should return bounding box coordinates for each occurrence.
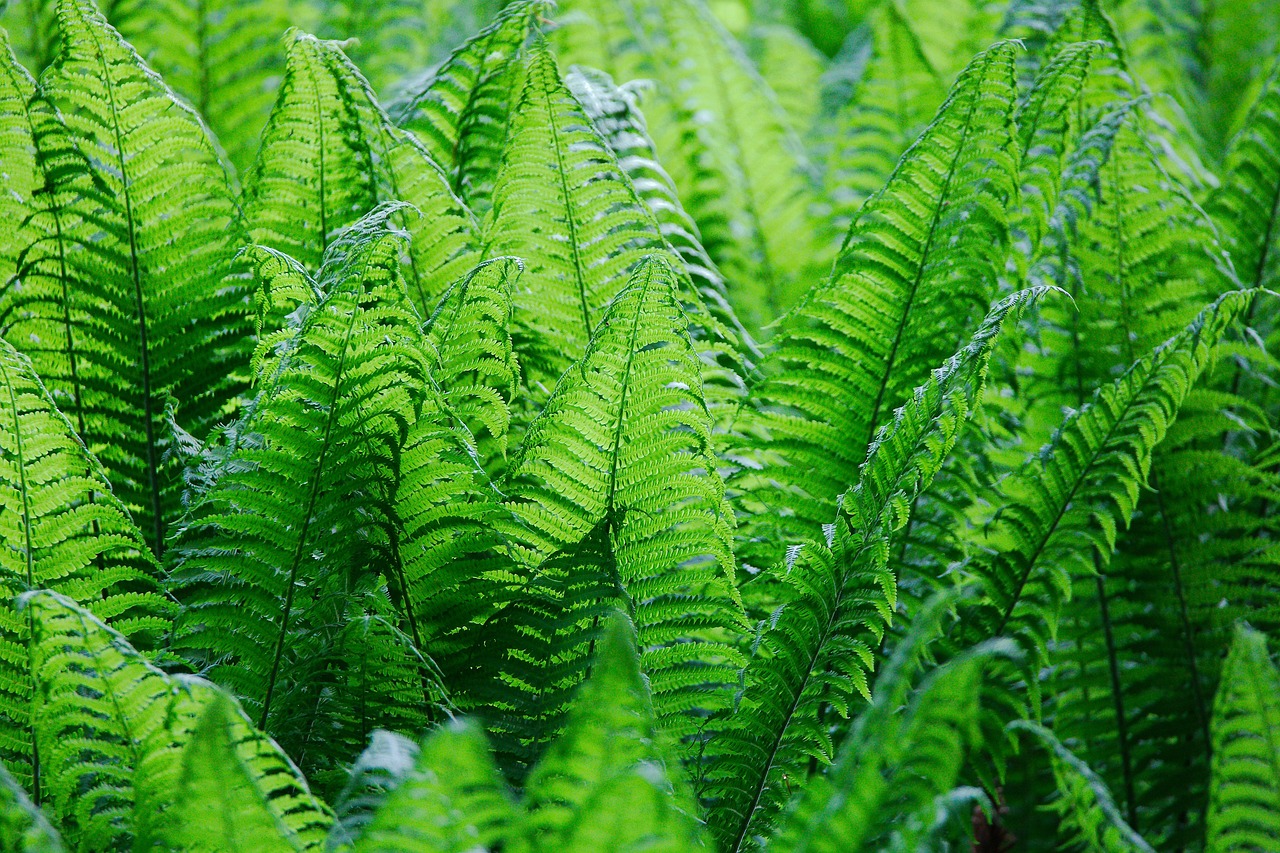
[0,0,1278,850]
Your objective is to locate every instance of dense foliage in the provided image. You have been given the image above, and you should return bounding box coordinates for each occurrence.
[0,0,1277,850]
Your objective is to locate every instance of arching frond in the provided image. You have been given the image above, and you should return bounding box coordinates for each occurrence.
[702,288,1041,851]
[243,31,480,314]
[1206,624,1280,853]
[1011,721,1156,853]
[483,47,746,422]
[388,0,550,213]
[1,0,250,556]
[0,339,170,794]
[163,692,332,853]
[168,207,435,775]
[727,41,1018,584]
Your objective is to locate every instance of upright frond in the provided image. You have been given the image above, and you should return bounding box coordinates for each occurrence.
[0,339,170,794]
[1206,625,1280,852]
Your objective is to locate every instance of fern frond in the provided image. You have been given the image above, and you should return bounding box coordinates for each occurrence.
[243,31,480,314]
[0,338,170,794]
[389,0,549,213]
[1,0,250,556]
[0,0,60,73]
[0,761,64,852]
[483,47,746,422]
[519,612,703,850]
[168,206,433,774]
[959,290,1253,677]
[163,692,333,853]
[746,24,825,133]
[727,41,1018,583]
[816,3,946,232]
[340,721,516,853]
[0,30,38,291]
[1206,624,1280,853]
[703,287,1041,851]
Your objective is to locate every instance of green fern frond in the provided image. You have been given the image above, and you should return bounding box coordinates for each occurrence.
[163,692,333,853]
[423,256,522,462]
[959,289,1253,675]
[746,24,825,133]
[0,0,60,73]
[702,287,1041,851]
[388,0,549,213]
[339,722,516,853]
[0,30,38,292]
[243,31,480,314]
[519,612,704,851]
[1011,721,1156,853]
[1206,624,1280,853]
[816,3,946,232]
[1,0,251,557]
[0,338,171,794]
[0,761,64,852]
[483,47,746,422]
[727,40,1018,583]
[168,206,434,773]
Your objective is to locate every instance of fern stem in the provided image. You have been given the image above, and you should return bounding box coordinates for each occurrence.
[1093,558,1139,829]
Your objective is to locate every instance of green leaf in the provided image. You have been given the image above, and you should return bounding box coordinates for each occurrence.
[0,761,64,852]
[1206,625,1280,853]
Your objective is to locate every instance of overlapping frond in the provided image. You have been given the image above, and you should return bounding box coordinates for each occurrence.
[0,0,250,556]
[168,207,436,775]
[389,0,549,213]
[243,31,480,313]
[0,339,170,793]
[727,41,1018,582]
[702,288,1041,851]
[1206,624,1280,853]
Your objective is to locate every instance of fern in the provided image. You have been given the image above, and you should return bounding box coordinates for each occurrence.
[0,0,250,556]
[168,206,437,778]
[703,288,1043,850]
[242,31,480,315]
[0,338,170,795]
[727,41,1018,584]
[0,761,65,852]
[1205,624,1280,853]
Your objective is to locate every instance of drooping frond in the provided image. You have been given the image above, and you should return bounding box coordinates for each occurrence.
[0,761,65,852]
[483,47,746,421]
[341,722,516,853]
[702,288,1042,851]
[1011,721,1156,853]
[242,31,480,313]
[958,290,1254,674]
[389,0,550,213]
[727,41,1018,583]
[0,339,171,794]
[162,693,333,853]
[1,0,251,556]
[453,257,745,773]
[1206,624,1280,853]
[21,590,330,851]
[519,612,703,851]
[168,207,436,775]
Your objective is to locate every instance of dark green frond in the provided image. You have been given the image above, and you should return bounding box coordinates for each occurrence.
[1206,624,1280,852]
[168,207,433,775]
[703,288,1041,851]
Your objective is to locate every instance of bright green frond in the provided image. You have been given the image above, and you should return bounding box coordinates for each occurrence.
[703,288,1041,851]
[2,0,251,557]
[389,0,550,212]
[0,338,170,794]
[728,41,1018,582]
[0,30,38,292]
[1012,721,1156,853]
[1206,624,1280,853]
[168,207,436,776]
[243,31,480,313]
